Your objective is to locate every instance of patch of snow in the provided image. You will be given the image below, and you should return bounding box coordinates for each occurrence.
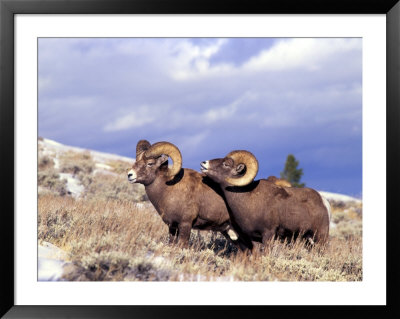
[135,202,154,210]
[40,149,55,157]
[38,258,67,281]
[135,202,145,209]
[90,150,134,164]
[95,163,113,170]
[53,157,60,169]
[215,275,235,281]
[59,173,84,198]
[93,163,118,176]
[152,256,168,268]
[38,242,70,281]
[43,139,63,147]
[39,242,69,260]
[319,191,362,204]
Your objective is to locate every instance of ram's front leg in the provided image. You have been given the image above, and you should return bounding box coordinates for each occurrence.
[176,221,192,248]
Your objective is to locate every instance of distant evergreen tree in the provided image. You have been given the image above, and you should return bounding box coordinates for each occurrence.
[280,154,305,188]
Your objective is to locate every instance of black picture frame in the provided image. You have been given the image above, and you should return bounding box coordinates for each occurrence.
[1,0,399,318]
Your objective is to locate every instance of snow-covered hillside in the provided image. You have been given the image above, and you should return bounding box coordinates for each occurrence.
[39,137,134,165]
[319,191,361,204]
[39,138,135,198]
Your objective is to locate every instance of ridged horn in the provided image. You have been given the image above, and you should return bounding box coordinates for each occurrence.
[144,141,182,178]
[225,150,258,186]
[136,140,151,160]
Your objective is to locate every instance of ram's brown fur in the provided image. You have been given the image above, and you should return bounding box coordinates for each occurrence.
[201,151,330,248]
[128,140,250,249]
[266,176,292,188]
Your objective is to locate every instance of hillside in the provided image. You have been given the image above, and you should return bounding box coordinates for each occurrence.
[37,137,362,281]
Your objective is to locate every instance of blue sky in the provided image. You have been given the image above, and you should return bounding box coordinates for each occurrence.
[38,38,362,196]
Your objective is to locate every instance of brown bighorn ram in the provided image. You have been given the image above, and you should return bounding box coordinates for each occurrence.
[200,150,331,247]
[127,140,250,249]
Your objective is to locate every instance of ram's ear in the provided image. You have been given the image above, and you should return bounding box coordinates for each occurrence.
[224,157,234,167]
[156,154,169,166]
[235,163,246,175]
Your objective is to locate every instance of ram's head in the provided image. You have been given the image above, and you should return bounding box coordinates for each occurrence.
[201,150,259,187]
[128,140,182,186]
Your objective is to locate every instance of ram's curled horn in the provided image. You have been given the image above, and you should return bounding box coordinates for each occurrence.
[136,140,151,161]
[225,150,259,186]
[144,141,182,178]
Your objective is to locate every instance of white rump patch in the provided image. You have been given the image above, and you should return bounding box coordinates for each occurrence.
[321,195,332,223]
[227,229,238,241]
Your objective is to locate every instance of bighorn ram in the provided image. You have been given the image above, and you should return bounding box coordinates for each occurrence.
[127,140,249,249]
[200,150,331,247]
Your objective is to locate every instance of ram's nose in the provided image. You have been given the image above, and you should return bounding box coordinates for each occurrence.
[200,161,209,171]
[127,169,137,183]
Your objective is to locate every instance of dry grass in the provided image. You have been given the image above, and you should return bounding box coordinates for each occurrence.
[80,171,147,202]
[105,159,132,175]
[59,150,95,175]
[330,204,362,240]
[38,194,362,282]
[37,145,362,282]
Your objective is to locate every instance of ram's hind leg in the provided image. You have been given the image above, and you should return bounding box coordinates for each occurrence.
[168,223,179,244]
[257,229,275,254]
[262,229,275,244]
[312,227,329,249]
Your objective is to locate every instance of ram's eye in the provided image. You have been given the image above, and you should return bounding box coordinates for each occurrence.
[223,162,228,167]
[147,163,154,167]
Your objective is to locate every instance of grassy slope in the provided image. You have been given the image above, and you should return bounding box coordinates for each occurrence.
[38,141,362,281]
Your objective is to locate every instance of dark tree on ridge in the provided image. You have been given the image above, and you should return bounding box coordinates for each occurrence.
[280,154,305,188]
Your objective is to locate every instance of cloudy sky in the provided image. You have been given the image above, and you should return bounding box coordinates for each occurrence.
[38,38,362,196]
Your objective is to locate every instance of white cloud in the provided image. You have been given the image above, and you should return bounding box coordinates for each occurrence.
[243,38,361,72]
[170,39,233,80]
[39,38,362,136]
[103,108,155,132]
[176,131,210,154]
[170,38,361,80]
[203,91,257,122]
[177,38,227,60]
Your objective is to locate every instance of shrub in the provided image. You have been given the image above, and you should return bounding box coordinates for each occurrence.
[59,150,95,175]
[331,220,362,240]
[38,168,68,196]
[38,155,54,170]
